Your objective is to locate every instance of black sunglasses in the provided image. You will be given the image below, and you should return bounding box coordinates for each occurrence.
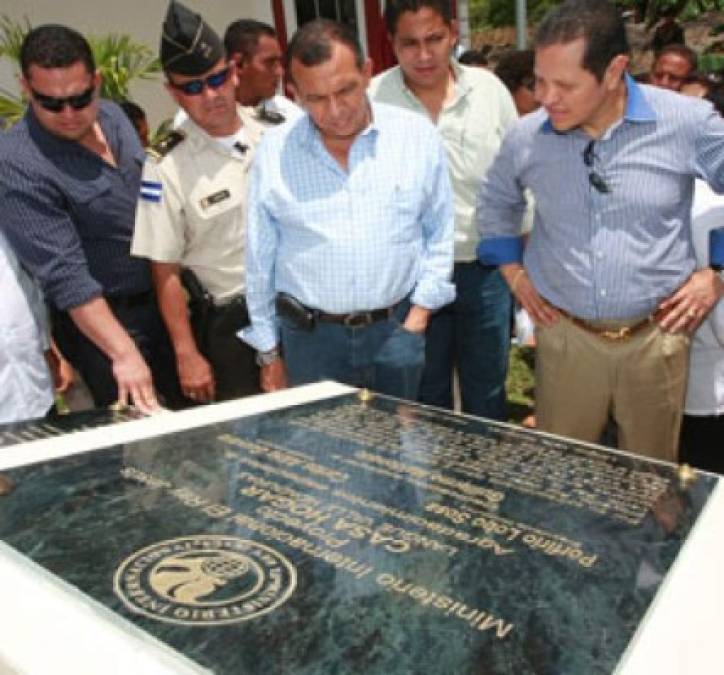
[168,66,232,96]
[31,84,95,113]
[583,140,611,194]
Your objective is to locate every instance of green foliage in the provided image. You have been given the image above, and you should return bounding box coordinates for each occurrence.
[469,0,562,29]
[469,0,724,30]
[0,14,29,61]
[88,34,160,101]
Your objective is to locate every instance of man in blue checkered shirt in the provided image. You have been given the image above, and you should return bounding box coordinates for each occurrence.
[241,19,455,400]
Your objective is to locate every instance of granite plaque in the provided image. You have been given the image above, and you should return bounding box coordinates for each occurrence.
[0,393,716,674]
[0,407,143,448]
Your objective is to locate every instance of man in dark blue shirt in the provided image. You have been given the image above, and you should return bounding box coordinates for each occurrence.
[0,24,182,412]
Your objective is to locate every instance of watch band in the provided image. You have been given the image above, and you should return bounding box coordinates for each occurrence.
[255,346,281,367]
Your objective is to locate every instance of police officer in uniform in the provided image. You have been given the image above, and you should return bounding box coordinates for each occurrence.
[132,1,263,403]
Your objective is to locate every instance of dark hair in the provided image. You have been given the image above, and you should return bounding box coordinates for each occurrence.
[653,43,698,71]
[458,50,488,67]
[20,24,95,78]
[119,100,146,126]
[535,0,628,82]
[705,83,724,117]
[383,0,452,35]
[224,19,276,61]
[494,49,535,94]
[286,19,364,77]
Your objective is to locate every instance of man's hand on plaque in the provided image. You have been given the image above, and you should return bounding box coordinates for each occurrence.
[112,349,160,414]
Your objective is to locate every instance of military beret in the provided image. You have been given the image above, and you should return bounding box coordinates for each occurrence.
[160,1,224,75]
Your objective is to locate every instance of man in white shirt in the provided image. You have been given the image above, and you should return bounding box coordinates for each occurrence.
[0,231,54,424]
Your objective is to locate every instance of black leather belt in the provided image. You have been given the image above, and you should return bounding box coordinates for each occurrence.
[106,290,153,309]
[316,305,397,327]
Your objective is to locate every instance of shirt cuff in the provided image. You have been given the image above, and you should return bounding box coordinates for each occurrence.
[238,322,278,353]
[710,228,724,267]
[410,279,456,312]
[477,236,524,266]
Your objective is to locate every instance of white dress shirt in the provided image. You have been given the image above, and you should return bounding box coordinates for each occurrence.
[0,231,53,424]
[685,180,724,415]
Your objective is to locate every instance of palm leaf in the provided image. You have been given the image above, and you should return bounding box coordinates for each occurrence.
[0,15,30,62]
[89,34,161,101]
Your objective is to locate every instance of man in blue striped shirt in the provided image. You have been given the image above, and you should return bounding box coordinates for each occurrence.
[477,0,724,461]
[0,25,182,413]
[241,19,454,399]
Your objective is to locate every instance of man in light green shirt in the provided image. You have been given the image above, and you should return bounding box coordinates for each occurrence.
[368,0,518,419]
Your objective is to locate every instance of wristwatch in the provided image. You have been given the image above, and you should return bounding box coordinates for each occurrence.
[255,346,281,367]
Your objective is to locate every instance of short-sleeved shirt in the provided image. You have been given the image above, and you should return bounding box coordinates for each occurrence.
[132,107,264,304]
[0,101,151,311]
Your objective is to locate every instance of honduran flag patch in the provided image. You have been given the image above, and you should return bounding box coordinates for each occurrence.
[140,181,162,203]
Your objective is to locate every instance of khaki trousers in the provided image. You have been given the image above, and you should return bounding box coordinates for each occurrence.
[536,317,690,462]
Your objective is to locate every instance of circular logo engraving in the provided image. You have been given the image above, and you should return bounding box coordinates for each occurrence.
[114,535,297,625]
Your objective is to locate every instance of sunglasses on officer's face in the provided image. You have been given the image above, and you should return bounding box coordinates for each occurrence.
[30,84,95,113]
[167,65,232,96]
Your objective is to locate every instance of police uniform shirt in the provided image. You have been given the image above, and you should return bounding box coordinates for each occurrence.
[131,106,264,304]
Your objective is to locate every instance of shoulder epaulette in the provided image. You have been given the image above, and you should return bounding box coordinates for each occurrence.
[147,130,186,160]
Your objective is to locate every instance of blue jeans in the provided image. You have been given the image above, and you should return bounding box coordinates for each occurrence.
[418,262,511,420]
[280,301,425,400]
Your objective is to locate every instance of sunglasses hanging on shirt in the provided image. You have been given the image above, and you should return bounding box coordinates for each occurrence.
[583,140,611,194]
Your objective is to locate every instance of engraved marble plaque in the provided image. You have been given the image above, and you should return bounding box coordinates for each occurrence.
[0,393,717,674]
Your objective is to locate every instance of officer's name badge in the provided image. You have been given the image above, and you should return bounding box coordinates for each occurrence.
[200,189,231,210]
[140,181,162,203]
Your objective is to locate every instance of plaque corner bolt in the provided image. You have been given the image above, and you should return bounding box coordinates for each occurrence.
[358,388,375,403]
[677,463,698,488]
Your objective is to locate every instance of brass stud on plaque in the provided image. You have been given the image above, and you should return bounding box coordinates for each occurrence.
[0,474,16,497]
[358,388,374,404]
[677,463,697,488]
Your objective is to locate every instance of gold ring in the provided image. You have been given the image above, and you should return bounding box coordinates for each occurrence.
[687,309,696,319]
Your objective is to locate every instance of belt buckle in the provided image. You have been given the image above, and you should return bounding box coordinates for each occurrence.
[599,326,631,341]
[344,312,372,327]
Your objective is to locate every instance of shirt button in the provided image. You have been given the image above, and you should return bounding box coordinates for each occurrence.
[600,289,607,297]
[595,214,602,221]
[596,251,604,259]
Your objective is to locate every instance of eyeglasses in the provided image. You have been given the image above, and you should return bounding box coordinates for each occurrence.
[30,84,95,113]
[582,140,611,194]
[168,66,232,96]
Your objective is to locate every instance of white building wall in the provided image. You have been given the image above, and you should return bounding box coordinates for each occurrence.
[0,0,274,128]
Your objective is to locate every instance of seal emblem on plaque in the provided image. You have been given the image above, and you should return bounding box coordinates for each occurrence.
[114,535,297,625]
